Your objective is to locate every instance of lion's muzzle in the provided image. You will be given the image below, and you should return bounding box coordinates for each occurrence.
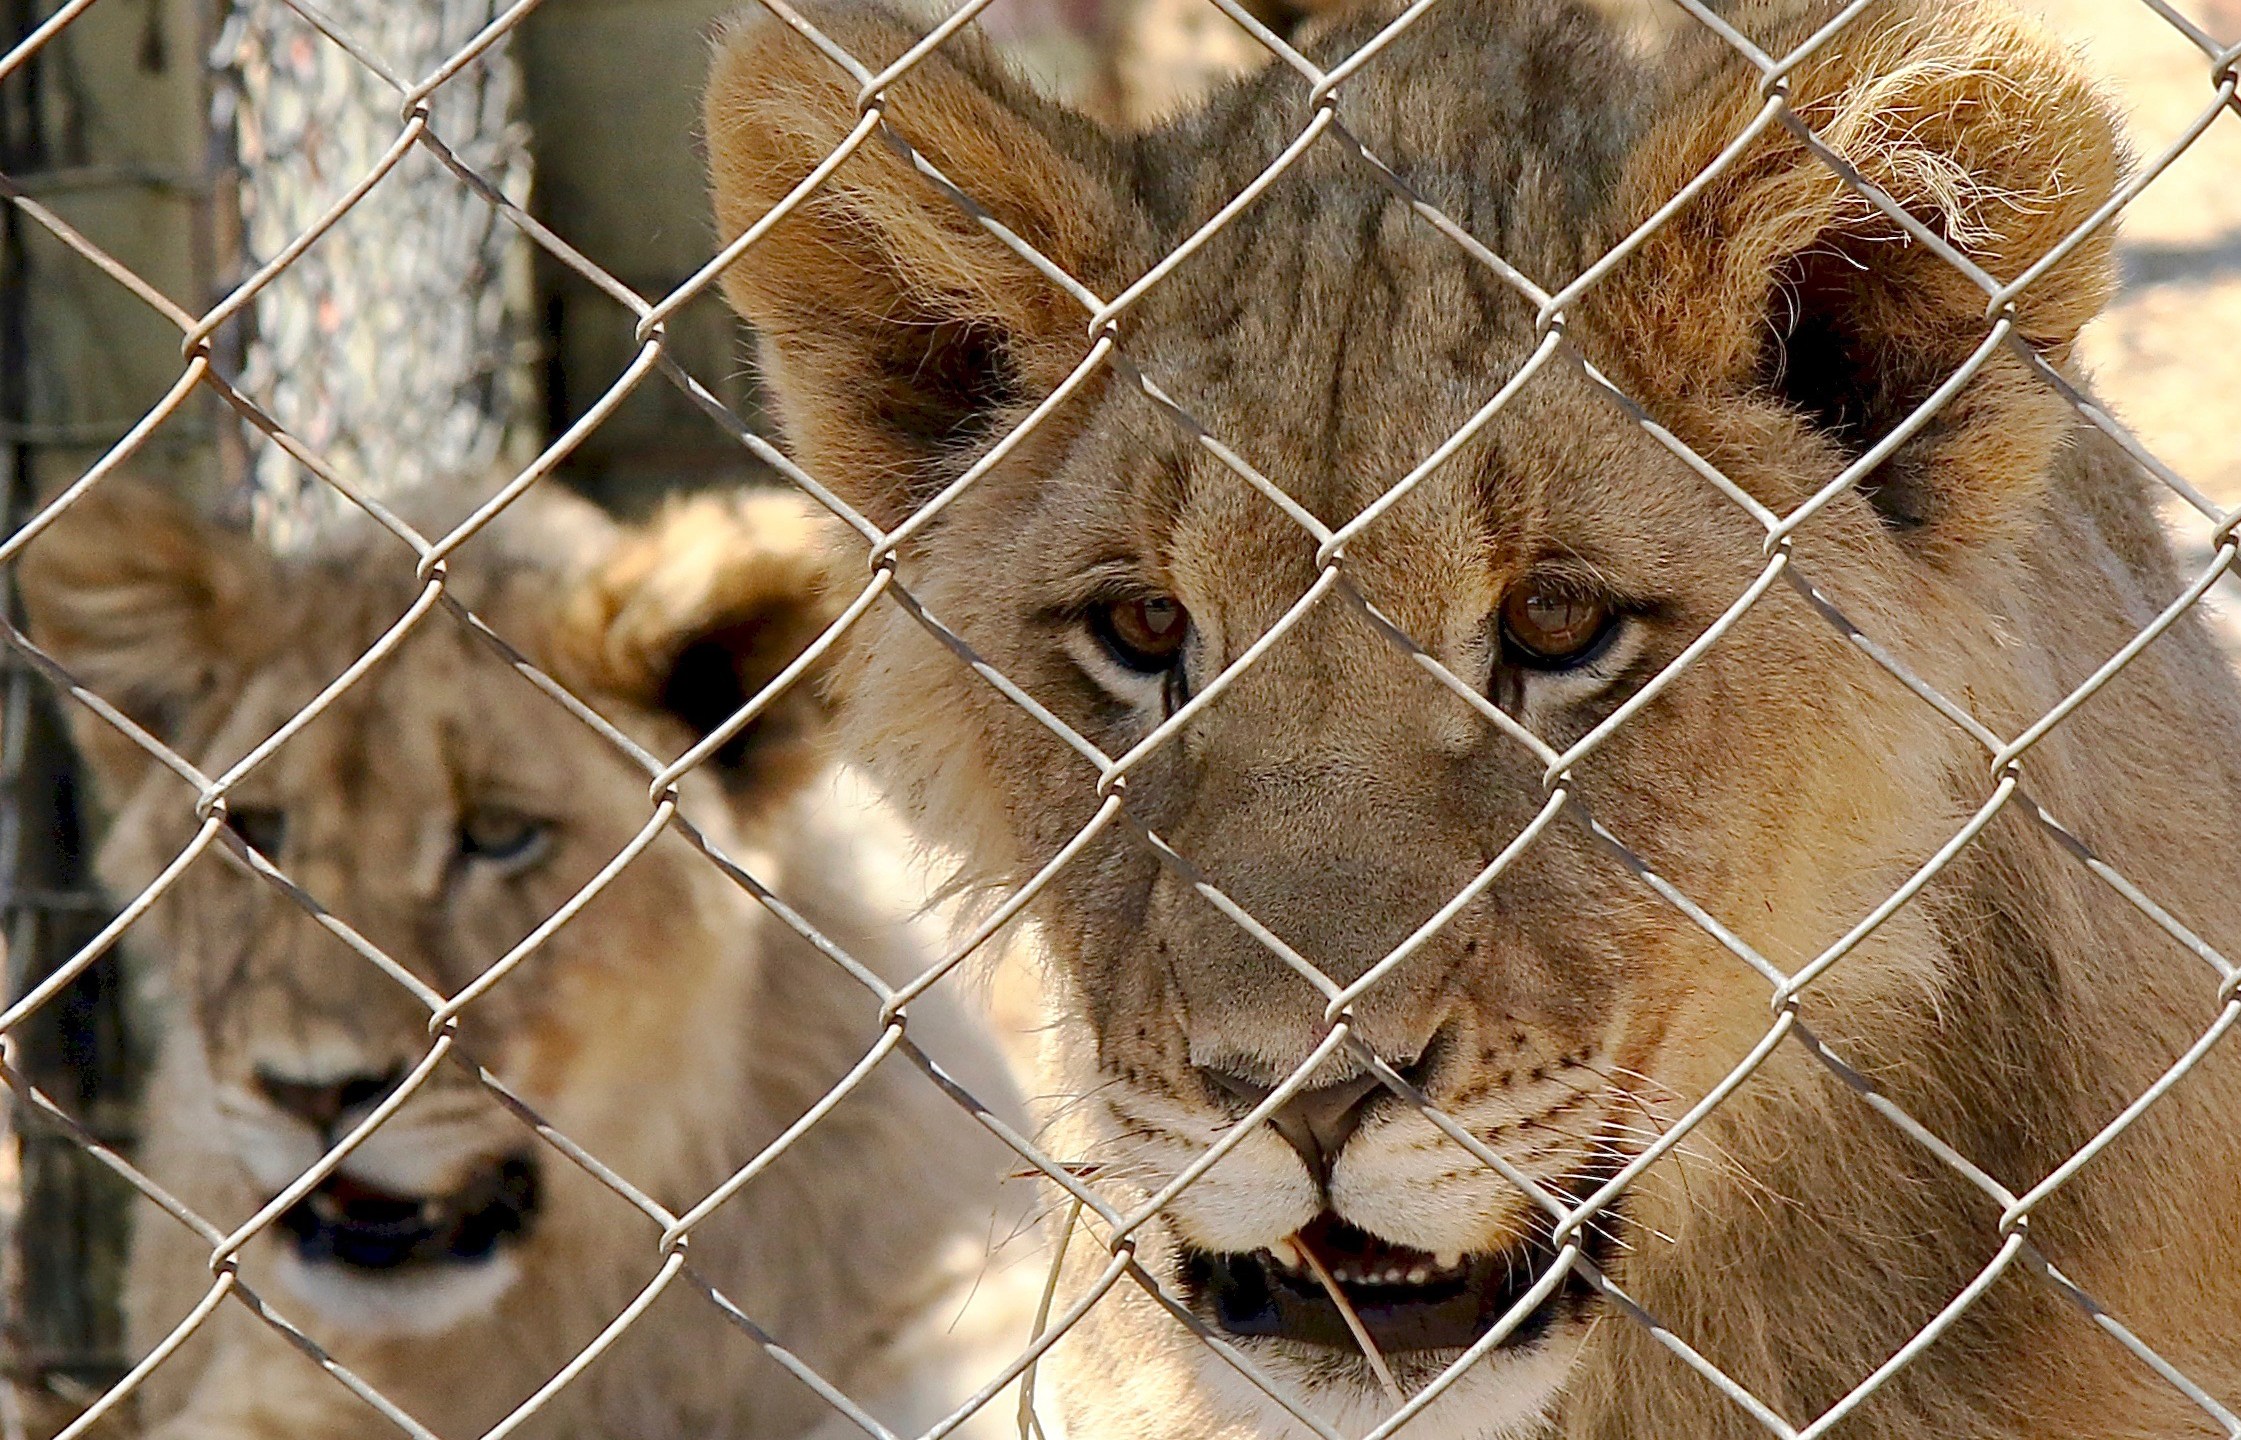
[1179,1200,1609,1359]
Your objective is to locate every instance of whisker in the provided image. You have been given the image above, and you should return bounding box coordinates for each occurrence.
[1028,1074,1133,1133]
[1294,1234,1406,1406]
[1007,1162,1110,1182]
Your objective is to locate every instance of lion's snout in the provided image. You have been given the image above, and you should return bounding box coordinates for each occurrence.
[232,1065,548,1334]
[252,1060,407,1136]
[1155,1066,1619,1380]
[1199,1067,1390,1189]
[1150,846,1485,1089]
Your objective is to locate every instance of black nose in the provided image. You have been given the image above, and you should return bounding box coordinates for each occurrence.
[1201,1068,1386,1187]
[254,1066,404,1134]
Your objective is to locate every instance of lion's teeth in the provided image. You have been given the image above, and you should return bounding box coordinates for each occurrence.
[1434,1248,1463,1271]
[1271,1237,1307,1273]
[1333,1266,1356,1284]
[1406,1265,1430,1285]
[420,1199,444,1225]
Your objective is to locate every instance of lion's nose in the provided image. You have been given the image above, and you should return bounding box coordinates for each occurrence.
[254,1065,404,1134]
[1200,1068,1386,1188]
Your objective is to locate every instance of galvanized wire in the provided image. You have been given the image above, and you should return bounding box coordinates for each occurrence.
[2,0,2239,1435]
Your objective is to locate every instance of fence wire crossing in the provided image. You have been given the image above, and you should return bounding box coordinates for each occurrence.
[2,0,2240,1433]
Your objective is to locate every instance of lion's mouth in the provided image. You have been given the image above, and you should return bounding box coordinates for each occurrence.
[278,1153,540,1272]
[1179,1208,1605,1356]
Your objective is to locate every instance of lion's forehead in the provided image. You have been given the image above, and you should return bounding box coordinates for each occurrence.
[1060,3,1688,619]
[1143,0,1644,254]
[213,608,592,804]
[1129,199,1564,484]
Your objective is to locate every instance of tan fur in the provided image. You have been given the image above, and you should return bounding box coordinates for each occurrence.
[704,0,2241,1435]
[19,482,1042,1440]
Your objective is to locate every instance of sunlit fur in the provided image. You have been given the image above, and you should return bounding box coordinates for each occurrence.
[20,482,1042,1440]
[705,0,2241,1433]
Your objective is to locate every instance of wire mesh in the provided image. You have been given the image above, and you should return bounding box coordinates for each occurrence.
[3,0,2240,1434]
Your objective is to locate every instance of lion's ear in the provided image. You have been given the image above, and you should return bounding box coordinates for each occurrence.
[14,482,273,801]
[1610,0,2124,547]
[702,4,1129,531]
[559,490,843,804]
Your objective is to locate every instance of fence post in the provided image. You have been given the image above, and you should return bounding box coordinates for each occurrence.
[210,0,537,545]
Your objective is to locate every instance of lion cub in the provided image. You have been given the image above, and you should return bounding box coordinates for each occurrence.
[702,0,2241,1435]
[19,482,1041,1440]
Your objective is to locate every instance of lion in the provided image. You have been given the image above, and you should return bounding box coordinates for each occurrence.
[17,480,1045,1440]
[700,0,2241,1434]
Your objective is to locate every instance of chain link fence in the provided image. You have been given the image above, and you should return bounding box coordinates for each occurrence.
[2,0,2240,1434]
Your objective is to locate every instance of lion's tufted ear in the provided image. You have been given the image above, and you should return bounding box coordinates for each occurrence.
[702,3,1132,532]
[1604,0,2124,550]
[558,489,844,805]
[14,481,275,801]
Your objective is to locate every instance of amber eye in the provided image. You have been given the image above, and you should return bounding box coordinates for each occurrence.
[1498,583,1616,670]
[225,806,287,857]
[1093,596,1190,675]
[458,808,552,869]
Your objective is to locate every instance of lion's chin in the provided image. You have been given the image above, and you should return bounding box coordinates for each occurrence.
[1159,1305,1584,1440]
[274,1247,526,1336]
[268,1153,540,1337]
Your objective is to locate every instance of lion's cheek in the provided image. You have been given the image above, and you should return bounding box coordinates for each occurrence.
[1162,1130,1324,1254]
[1329,1110,1545,1258]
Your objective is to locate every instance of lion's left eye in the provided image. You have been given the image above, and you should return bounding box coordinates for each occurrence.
[458,809,552,869]
[1498,583,1617,670]
[1092,595,1190,674]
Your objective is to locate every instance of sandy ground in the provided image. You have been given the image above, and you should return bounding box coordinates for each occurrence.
[2020,0,2241,637]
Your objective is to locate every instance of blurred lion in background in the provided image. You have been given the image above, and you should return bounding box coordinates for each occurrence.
[20,480,1042,1440]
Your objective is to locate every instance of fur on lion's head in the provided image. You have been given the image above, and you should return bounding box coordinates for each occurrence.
[705,0,2241,1434]
[19,478,846,1336]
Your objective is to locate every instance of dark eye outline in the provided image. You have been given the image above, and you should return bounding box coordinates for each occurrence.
[224,806,288,858]
[457,809,553,870]
[1497,583,1622,672]
[1090,595,1191,676]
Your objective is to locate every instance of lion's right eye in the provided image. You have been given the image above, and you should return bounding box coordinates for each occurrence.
[458,808,553,871]
[225,806,287,857]
[1091,595,1190,675]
